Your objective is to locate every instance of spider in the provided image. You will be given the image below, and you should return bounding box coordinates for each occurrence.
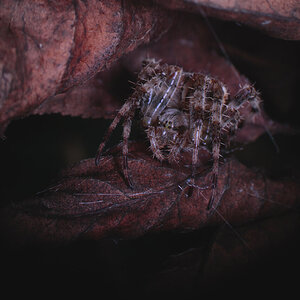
[95,58,261,210]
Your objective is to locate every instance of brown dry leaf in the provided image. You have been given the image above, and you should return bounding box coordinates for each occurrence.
[2,142,299,245]
[0,0,173,133]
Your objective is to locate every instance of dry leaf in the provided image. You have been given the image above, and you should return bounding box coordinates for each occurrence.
[0,0,173,133]
[2,142,299,244]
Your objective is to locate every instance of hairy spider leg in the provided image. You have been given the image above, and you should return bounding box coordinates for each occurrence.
[235,84,279,152]
[192,121,203,174]
[207,84,229,210]
[168,131,189,163]
[122,114,135,188]
[183,75,210,195]
[221,84,263,146]
[147,126,165,161]
[183,75,210,197]
[222,108,241,138]
[95,97,137,166]
[187,120,203,199]
[232,84,261,116]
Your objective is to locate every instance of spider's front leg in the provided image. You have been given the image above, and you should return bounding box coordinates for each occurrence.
[232,84,261,119]
[146,126,165,161]
[168,131,189,164]
[180,119,203,198]
[121,114,135,188]
[191,120,203,179]
[233,84,280,152]
[221,85,261,145]
[95,96,138,188]
[95,98,137,164]
[207,84,229,210]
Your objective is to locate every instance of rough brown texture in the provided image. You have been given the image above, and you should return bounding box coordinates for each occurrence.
[2,142,299,244]
[0,0,173,133]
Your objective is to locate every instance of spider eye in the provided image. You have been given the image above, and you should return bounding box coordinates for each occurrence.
[164,120,173,129]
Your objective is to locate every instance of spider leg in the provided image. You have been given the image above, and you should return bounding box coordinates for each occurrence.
[188,75,214,198]
[147,126,165,161]
[168,132,189,163]
[191,120,202,178]
[207,134,221,210]
[95,98,137,165]
[122,115,134,188]
[234,84,279,152]
[222,108,241,137]
[207,84,229,210]
[232,84,261,117]
[181,120,202,198]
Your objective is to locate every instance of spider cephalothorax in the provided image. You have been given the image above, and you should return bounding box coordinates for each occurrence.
[95,59,261,209]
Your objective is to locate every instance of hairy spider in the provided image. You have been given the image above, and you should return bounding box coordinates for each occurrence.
[95,59,261,209]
